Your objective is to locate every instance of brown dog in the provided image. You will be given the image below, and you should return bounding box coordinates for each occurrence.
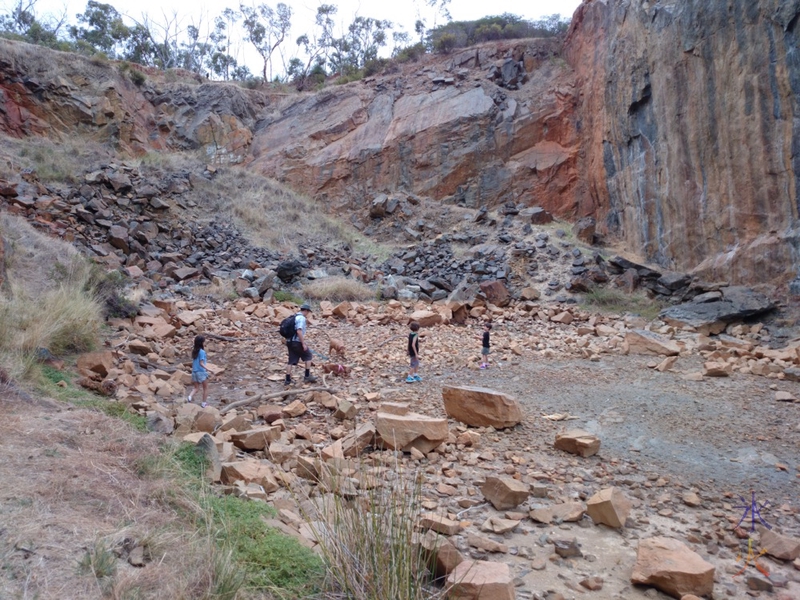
[321,363,351,377]
[329,338,346,358]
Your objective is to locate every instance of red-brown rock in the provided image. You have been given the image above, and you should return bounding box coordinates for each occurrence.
[631,537,715,599]
[442,386,522,429]
[447,560,515,600]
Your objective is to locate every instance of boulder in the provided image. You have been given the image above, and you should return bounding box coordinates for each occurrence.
[417,530,464,578]
[276,259,303,282]
[572,216,596,244]
[760,529,800,561]
[370,193,388,218]
[631,537,715,599]
[481,476,529,510]
[446,560,515,600]
[659,286,775,334]
[76,351,114,377]
[554,429,601,457]
[341,422,376,457]
[230,426,282,450]
[220,460,279,493]
[479,280,510,307]
[173,267,198,281]
[586,487,632,528]
[447,279,481,307]
[375,410,448,453]
[195,433,222,482]
[442,386,522,429]
[551,502,586,522]
[409,310,442,327]
[418,513,460,536]
[520,206,553,224]
[626,330,681,356]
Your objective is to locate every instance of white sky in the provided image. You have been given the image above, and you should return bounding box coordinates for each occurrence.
[15,0,582,75]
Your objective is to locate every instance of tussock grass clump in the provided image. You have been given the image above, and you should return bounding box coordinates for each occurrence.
[303,276,375,302]
[0,214,104,378]
[78,541,117,580]
[209,169,357,249]
[301,462,445,600]
[0,132,114,184]
[581,287,665,321]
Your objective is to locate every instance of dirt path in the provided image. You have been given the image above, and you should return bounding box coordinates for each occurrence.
[465,354,800,505]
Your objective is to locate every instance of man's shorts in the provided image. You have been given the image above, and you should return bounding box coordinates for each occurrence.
[409,356,419,369]
[288,341,313,365]
[192,370,208,383]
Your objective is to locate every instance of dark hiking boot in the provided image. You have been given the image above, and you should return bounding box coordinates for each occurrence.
[303,375,318,384]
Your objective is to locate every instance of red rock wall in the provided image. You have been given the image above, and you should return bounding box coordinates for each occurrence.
[565,0,800,285]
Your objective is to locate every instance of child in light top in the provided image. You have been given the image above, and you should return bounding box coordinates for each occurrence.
[189,335,209,406]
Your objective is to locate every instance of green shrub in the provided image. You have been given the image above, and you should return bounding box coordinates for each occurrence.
[129,69,146,86]
[272,290,303,305]
[394,42,426,63]
[433,33,457,54]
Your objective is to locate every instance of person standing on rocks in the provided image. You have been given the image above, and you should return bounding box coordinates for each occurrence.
[480,323,492,369]
[189,335,209,406]
[285,303,318,386]
[406,320,422,383]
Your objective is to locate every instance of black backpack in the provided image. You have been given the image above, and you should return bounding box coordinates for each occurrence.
[279,314,298,340]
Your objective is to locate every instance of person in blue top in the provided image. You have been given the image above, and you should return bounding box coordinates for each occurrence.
[189,335,209,406]
[285,303,318,386]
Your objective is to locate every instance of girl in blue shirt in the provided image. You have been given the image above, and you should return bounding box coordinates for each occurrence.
[189,335,209,406]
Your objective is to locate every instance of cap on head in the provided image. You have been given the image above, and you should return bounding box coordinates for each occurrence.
[300,303,312,312]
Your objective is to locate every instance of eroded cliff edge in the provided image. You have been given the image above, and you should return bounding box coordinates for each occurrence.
[566,0,800,285]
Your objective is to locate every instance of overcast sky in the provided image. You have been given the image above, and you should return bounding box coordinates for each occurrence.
[14,0,582,75]
[25,0,582,35]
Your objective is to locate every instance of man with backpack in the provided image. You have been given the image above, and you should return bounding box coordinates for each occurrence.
[282,303,318,386]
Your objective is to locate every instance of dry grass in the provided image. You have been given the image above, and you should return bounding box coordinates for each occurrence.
[193,166,394,256]
[0,132,114,184]
[580,287,665,322]
[303,276,375,302]
[0,397,235,600]
[0,214,104,378]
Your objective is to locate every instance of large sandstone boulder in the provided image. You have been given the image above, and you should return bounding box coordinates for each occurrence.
[481,476,529,510]
[442,386,522,429]
[230,426,282,451]
[409,310,442,327]
[631,537,715,599]
[760,528,800,561]
[375,410,448,453]
[626,330,680,356]
[659,287,775,334]
[447,560,515,600]
[586,487,632,528]
[417,530,464,579]
[479,280,509,307]
[554,429,601,457]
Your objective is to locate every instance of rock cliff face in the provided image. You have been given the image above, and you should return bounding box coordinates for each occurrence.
[565,0,800,285]
[247,39,582,215]
[4,0,800,288]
